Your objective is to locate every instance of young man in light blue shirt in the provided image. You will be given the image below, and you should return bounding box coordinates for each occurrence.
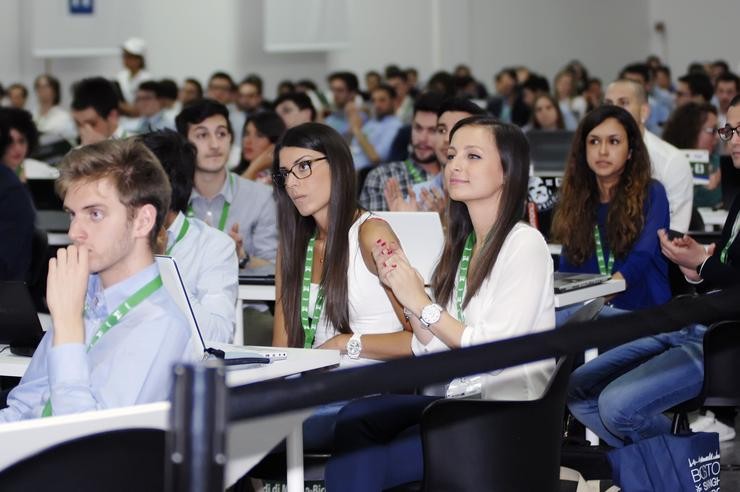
[0,139,191,421]
[140,130,238,344]
[349,84,403,170]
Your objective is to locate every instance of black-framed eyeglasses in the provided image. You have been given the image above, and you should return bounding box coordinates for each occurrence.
[717,124,740,142]
[272,157,327,187]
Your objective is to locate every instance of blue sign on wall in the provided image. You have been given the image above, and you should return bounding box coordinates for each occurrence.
[69,0,94,15]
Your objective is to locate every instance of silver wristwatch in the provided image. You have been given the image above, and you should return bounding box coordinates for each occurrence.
[346,333,363,359]
[419,303,444,328]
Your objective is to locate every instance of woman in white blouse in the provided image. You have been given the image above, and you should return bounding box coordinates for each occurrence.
[33,75,77,143]
[325,115,555,491]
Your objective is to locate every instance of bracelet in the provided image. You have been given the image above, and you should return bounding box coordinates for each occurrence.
[403,307,414,321]
[695,256,710,277]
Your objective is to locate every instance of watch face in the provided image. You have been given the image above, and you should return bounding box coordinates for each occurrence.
[347,338,362,358]
[421,304,442,325]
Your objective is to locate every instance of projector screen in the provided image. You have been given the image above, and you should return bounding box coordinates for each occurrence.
[263,0,349,52]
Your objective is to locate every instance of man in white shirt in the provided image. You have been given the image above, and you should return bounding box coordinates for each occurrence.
[115,37,153,109]
[0,139,191,421]
[140,129,238,343]
[605,79,694,232]
[71,77,130,146]
[33,74,77,143]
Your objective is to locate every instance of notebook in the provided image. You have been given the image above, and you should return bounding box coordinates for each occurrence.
[553,272,611,294]
[155,255,287,365]
[0,282,45,356]
[372,211,444,285]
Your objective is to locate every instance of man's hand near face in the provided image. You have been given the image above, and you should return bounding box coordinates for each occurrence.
[47,245,89,346]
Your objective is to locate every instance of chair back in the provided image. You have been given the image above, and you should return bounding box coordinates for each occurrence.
[419,356,573,492]
[0,428,165,491]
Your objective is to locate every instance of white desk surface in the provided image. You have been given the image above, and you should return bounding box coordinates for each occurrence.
[698,207,728,228]
[554,278,626,308]
[0,347,339,488]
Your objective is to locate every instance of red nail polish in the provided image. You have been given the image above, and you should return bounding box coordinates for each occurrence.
[376,239,382,244]
[392,263,397,267]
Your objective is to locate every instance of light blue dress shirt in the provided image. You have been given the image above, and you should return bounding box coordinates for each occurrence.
[167,212,238,343]
[350,115,403,170]
[189,172,278,262]
[0,263,192,422]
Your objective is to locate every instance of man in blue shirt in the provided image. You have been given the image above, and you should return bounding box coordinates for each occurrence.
[0,139,191,421]
[325,71,366,139]
[350,84,403,170]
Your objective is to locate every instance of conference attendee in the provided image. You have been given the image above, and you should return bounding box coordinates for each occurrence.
[605,79,694,232]
[566,97,740,447]
[487,68,518,123]
[386,69,414,124]
[675,72,714,107]
[714,72,739,127]
[130,81,175,134]
[364,70,381,96]
[175,99,278,265]
[32,74,77,143]
[359,93,443,211]
[325,71,365,138]
[0,115,35,282]
[0,139,191,421]
[709,59,730,85]
[140,130,238,344]
[381,96,488,213]
[6,83,28,110]
[272,122,411,365]
[0,108,39,179]
[325,116,555,490]
[158,78,181,124]
[179,78,203,107]
[349,84,403,170]
[528,93,565,131]
[554,69,587,130]
[115,37,153,114]
[235,111,286,181]
[274,92,316,128]
[276,79,295,97]
[552,105,671,313]
[71,77,128,145]
[662,103,721,208]
[620,62,671,135]
[233,76,270,150]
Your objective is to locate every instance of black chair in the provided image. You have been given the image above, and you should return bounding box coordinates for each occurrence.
[417,356,573,492]
[27,228,49,312]
[0,428,166,491]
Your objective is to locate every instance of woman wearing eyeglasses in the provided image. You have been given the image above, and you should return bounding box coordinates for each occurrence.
[271,122,411,363]
[662,102,722,208]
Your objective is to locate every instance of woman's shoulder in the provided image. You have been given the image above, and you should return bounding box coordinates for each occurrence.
[647,179,669,205]
[500,222,550,258]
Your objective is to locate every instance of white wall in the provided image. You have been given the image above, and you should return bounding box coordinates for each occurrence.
[649,0,740,76]
[1,0,733,110]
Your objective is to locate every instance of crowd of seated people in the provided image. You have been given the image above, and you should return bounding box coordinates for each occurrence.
[2,46,740,491]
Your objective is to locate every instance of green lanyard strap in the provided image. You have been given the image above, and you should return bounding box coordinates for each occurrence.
[186,174,233,232]
[720,212,740,264]
[404,160,425,185]
[42,275,163,417]
[300,235,325,349]
[593,226,614,275]
[455,233,475,321]
[165,218,190,255]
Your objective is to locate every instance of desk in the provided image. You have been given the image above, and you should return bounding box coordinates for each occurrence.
[0,347,340,491]
[698,207,728,231]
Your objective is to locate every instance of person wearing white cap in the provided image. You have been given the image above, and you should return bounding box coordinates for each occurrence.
[116,37,153,112]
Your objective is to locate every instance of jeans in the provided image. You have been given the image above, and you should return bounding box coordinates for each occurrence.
[324,394,439,492]
[567,324,706,447]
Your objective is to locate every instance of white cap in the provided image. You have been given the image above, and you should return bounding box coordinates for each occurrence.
[122,37,147,56]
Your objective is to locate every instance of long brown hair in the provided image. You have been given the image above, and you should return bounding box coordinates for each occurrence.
[431,117,531,310]
[551,105,652,265]
[272,123,357,347]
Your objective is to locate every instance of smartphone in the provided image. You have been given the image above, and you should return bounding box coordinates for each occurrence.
[667,229,685,240]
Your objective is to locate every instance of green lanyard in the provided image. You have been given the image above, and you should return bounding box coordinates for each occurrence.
[404,160,425,185]
[187,173,233,231]
[593,226,614,275]
[720,212,740,264]
[455,233,475,321]
[41,275,163,417]
[301,235,325,349]
[165,218,190,255]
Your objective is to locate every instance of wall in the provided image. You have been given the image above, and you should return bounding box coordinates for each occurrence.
[648,0,740,75]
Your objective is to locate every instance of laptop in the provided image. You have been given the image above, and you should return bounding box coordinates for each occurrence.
[155,255,287,366]
[238,263,276,284]
[553,272,611,294]
[0,282,46,356]
[526,130,575,176]
[372,212,444,285]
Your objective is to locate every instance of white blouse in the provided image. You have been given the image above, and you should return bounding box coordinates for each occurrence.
[413,222,556,401]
